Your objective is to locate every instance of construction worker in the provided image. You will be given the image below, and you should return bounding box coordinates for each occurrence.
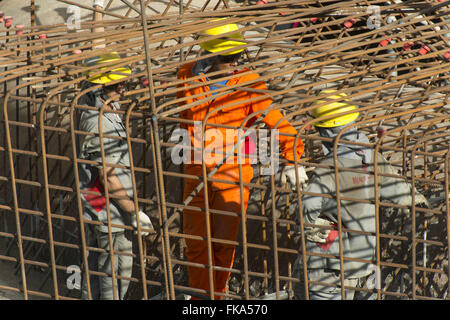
[77,52,154,300]
[176,20,306,299]
[292,90,429,300]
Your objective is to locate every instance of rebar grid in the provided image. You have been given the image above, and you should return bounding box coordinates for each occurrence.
[0,0,448,300]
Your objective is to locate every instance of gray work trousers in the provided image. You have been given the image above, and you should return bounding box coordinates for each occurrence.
[292,256,377,300]
[309,269,359,300]
[293,269,359,300]
[81,227,132,300]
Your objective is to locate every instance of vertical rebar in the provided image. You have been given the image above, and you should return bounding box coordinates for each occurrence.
[139,0,175,300]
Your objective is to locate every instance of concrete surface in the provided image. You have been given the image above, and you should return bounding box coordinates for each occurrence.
[0,0,231,28]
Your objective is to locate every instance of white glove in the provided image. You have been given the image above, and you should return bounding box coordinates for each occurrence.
[305,218,333,243]
[281,165,308,189]
[397,192,430,216]
[414,193,430,208]
[93,0,105,8]
[131,211,154,237]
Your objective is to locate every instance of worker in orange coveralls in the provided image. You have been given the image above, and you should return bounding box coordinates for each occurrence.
[176,20,306,299]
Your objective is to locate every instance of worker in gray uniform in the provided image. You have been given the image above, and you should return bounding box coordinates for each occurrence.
[293,90,429,300]
[77,51,154,300]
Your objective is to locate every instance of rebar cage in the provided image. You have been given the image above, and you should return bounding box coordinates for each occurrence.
[0,0,449,300]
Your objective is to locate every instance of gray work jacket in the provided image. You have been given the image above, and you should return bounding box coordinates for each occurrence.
[77,88,133,233]
[301,151,415,279]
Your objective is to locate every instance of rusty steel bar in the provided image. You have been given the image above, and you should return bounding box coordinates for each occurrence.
[446,148,450,299]
[139,0,175,300]
[0,0,449,301]
[124,101,149,300]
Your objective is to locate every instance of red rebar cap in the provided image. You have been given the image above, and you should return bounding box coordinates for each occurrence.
[379,38,391,47]
[444,51,450,60]
[403,42,414,51]
[4,16,13,28]
[419,45,430,55]
[302,118,312,131]
[310,17,318,23]
[141,78,149,87]
[39,34,47,39]
[16,24,25,35]
[257,0,268,4]
[72,49,82,54]
[376,126,387,138]
[344,19,356,28]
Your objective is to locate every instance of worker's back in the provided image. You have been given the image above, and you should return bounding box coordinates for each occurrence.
[302,150,413,278]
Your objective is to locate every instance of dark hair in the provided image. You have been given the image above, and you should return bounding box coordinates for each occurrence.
[104,82,125,93]
[217,52,243,63]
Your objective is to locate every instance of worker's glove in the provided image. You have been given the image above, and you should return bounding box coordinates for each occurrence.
[305,218,333,243]
[414,193,430,208]
[399,192,432,225]
[93,0,105,8]
[398,191,430,213]
[281,165,308,189]
[131,211,154,237]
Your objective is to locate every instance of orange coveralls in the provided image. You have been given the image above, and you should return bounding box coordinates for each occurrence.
[177,62,304,299]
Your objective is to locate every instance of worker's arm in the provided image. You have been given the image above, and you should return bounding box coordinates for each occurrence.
[246,74,304,163]
[378,153,429,207]
[79,109,136,215]
[98,166,137,216]
[299,173,335,243]
[262,109,304,163]
[301,174,332,224]
[97,154,154,235]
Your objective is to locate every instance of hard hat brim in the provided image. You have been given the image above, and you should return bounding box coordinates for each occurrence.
[87,67,132,84]
[199,22,246,56]
[313,112,359,128]
[199,37,246,55]
[311,90,359,127]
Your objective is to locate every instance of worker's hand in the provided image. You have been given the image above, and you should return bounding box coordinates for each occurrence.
[281,165,308,189]
[93,0,105,8]
[414,193,430,208]
[131,211,154,237]
[305,218,333,243]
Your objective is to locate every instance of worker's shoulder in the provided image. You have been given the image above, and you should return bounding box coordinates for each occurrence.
[318,155,366,173]
[177,62,195,78]
[79,109,99,127]
[309,157,336,178]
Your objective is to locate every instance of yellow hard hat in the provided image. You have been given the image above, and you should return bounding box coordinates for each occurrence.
[199,19,246,56]
[84,52,131,84]
[311,90,359,127]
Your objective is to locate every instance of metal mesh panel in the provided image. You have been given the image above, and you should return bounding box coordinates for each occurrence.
[0,0,448,300]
